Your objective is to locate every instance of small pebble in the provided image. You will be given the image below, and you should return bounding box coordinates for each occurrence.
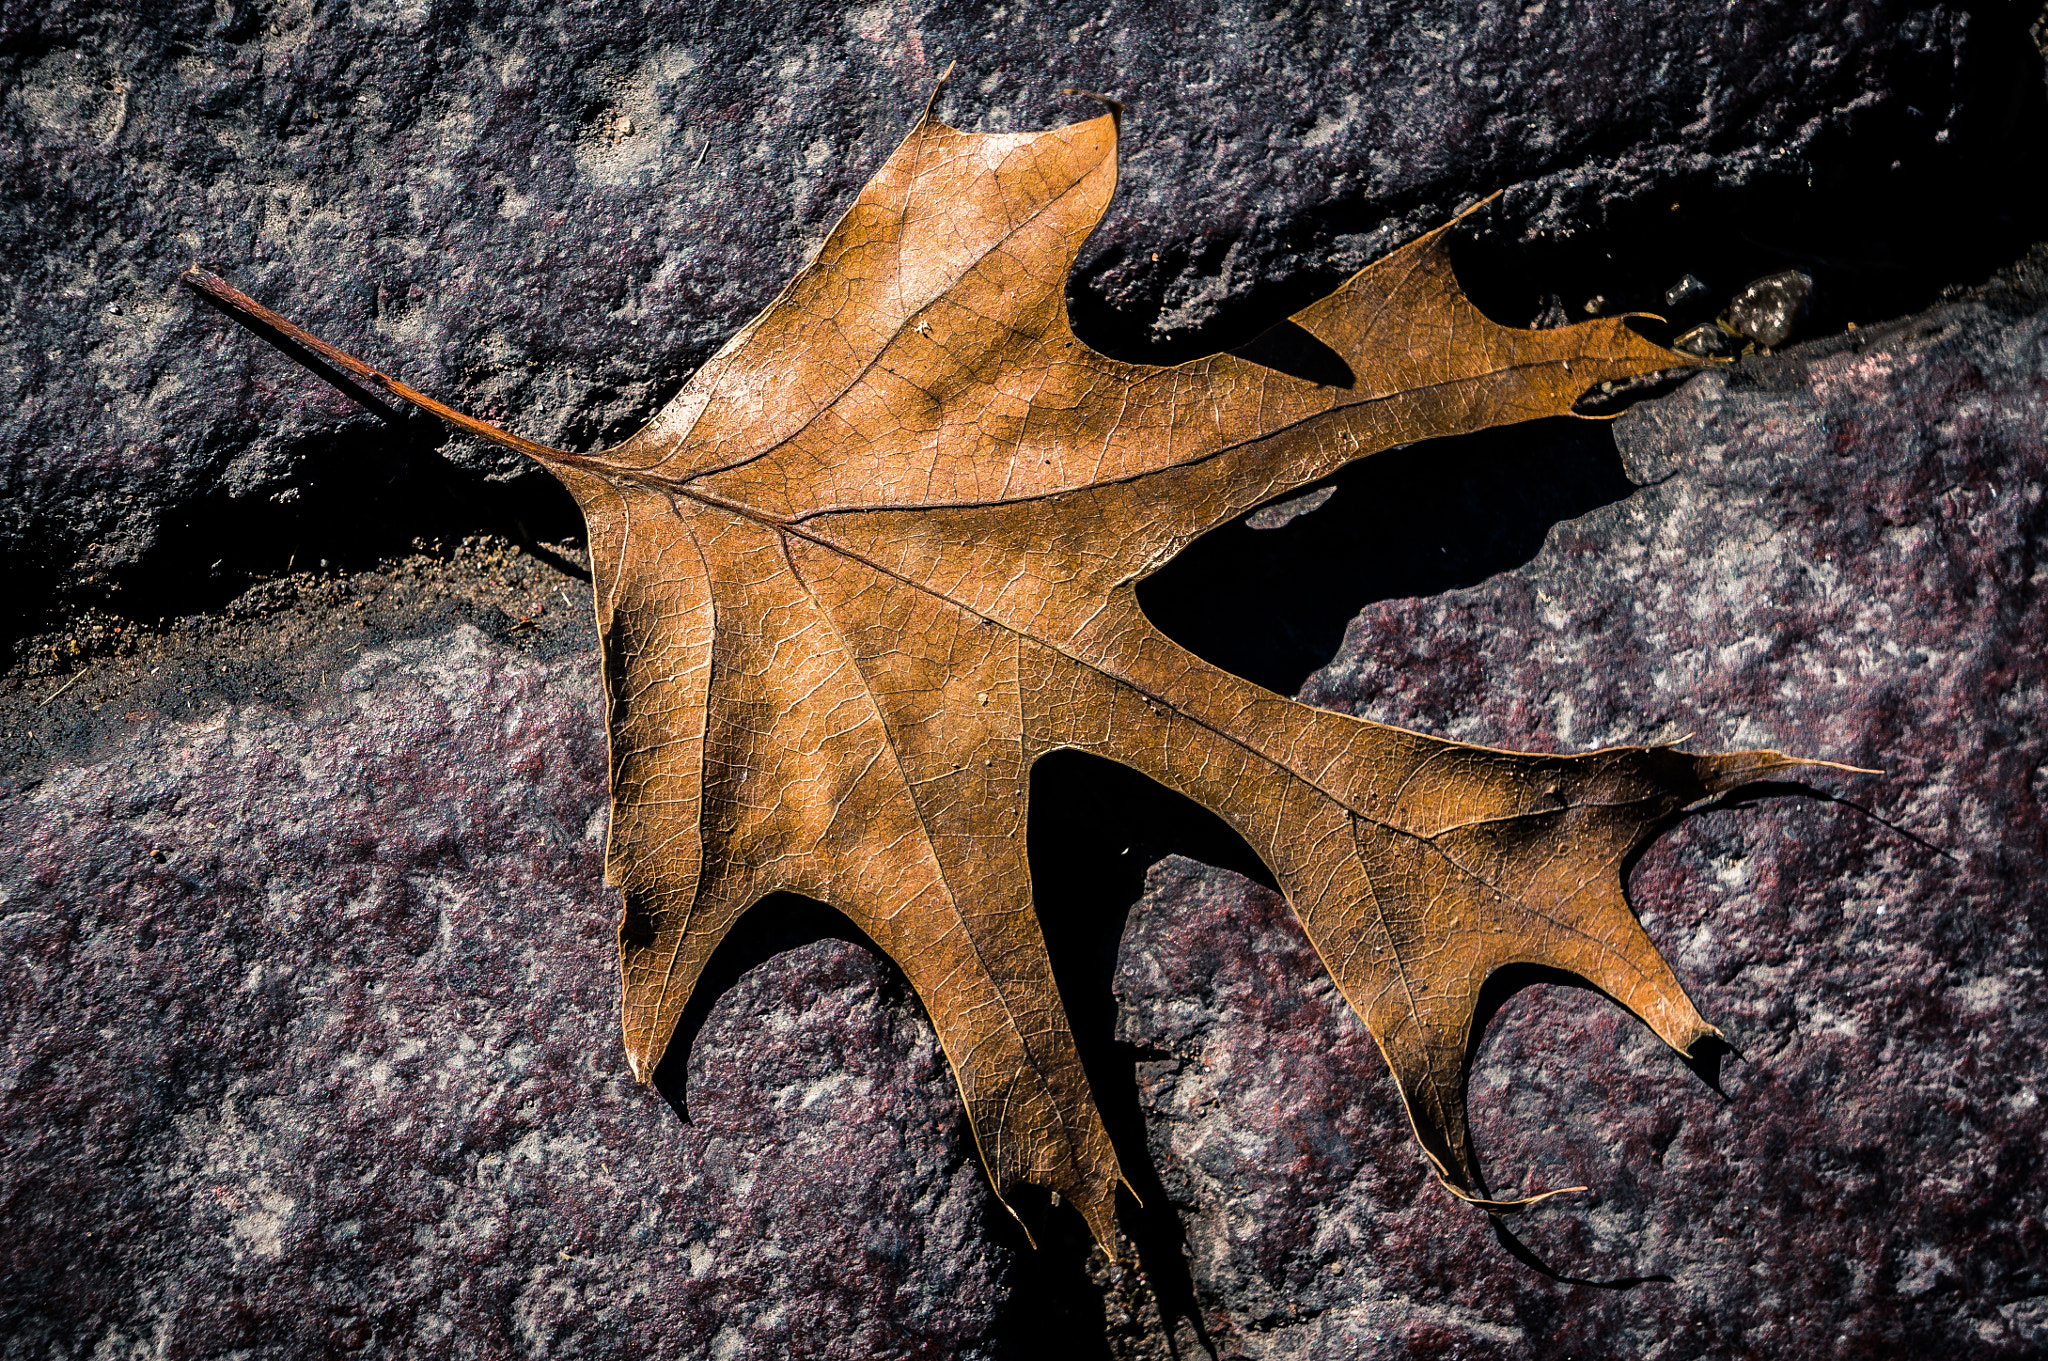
[1723,269,1814,349]
[1662,274,1711,309]
[1674,323,1740,358]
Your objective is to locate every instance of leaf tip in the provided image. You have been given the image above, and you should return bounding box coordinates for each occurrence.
[1449,188,1503,222]
[1076,1187,1123,1257]
[622,1025,662,1087]
[1693,748,1880,794]
[918,62,958,127]
[1439,1175,1589,1216]
[1057,86,1126,126]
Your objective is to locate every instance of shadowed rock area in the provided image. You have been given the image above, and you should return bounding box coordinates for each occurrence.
[4,1,2048,1357]
[3,0,2043,638]
[1118,276,2048,1357]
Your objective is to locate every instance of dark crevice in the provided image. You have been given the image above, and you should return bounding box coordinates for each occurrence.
[15,4,2046,666]
[2,312,602,669]
[117,433,583,624]
[0,305,593,670]
[1068,4,2048,368]
[982,1188,1122,1361]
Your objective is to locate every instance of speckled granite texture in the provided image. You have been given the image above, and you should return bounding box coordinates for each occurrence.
[6,278,2044,1360]
[1115,288,2048,1357]
[4,2,2047,1355]
[0,629,1008,1357]
[2,0,2037,619]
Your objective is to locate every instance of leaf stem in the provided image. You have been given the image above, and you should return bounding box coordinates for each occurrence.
[179,268,572,464]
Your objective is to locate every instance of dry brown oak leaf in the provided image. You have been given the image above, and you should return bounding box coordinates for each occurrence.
[184,98,1827,1251]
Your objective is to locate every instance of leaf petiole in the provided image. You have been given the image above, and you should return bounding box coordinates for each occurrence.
[179,268,573,465]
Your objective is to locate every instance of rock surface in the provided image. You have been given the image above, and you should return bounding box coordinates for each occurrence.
[1112,276,2048,1356]
[6,269,2044,1359]
[3,0,2042,628]
[5,3,2048,1356]
[0,627,1011,1358]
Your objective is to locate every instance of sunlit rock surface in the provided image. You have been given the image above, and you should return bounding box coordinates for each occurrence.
[3,0,2034,619]
[0,629,1009,1358]
[3,1,2045,1353]
[1115,282,2048,1357]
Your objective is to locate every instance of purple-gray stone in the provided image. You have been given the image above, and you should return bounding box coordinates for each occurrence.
[3,2,2046,1352]
[1113,282,2048,1356]
[1,0,2031,620]
[0,629,1010,1356]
